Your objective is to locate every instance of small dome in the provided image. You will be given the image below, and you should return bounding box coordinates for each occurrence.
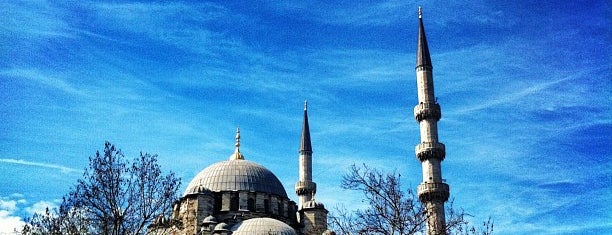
[184,184,212,195]
[214,222,230,231]
[231,218,297,235]
[184,160,288,197]
[202,215,217,224]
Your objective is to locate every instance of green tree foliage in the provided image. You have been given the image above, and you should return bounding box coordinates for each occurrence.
[20,142,181,235]
[329,164,493,235]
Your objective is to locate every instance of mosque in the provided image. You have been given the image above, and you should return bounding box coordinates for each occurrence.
[149,7,448,235]
[148,102,333,235]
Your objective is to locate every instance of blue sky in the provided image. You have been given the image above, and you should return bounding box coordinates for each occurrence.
[1,0,610,234]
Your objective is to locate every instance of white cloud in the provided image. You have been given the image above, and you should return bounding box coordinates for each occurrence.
[24,201,57,216]
[0,197,26,235]
[0,210,23,235]
[0,194,59,235]
[0,200,17,213]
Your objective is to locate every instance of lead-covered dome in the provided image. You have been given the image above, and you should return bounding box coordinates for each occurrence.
[231,218,297,235]
[184,159,288,197]
[185,128,288,197]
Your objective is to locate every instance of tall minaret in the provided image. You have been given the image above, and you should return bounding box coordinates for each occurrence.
[295,100,316,207]
[295,101,328,234]
[414,7,450,235]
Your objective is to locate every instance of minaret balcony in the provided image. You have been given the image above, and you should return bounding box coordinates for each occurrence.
[417,182,450,203]
[414,102,441,122]
[415,142,445,161]
[295,181,316,195]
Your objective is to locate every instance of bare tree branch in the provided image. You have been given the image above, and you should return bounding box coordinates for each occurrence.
[19,142,181,235]
[329,164,493,235]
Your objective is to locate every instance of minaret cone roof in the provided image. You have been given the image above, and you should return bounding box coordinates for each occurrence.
[300,100,312,153]
[416,7,432,69]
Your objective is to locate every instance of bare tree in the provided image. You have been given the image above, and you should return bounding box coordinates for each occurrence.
[19,197,90,235]
[329,164,492,235]
[20,142,181,235]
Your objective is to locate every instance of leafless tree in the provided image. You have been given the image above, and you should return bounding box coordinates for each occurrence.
[19,198,90,235]
[20,142,181,235]
[329,164,492,235]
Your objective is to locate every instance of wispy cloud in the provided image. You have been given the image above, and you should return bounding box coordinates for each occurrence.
[92,2,243,56]
[0,1,74,39]
[312,1,412,26]
[2,69,86,97]
[0,158,79,174]
[456,71,581,114]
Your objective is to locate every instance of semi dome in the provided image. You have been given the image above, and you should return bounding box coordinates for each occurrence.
[231,218,297,235]
[184,159,288,197]
[214,222,230,232]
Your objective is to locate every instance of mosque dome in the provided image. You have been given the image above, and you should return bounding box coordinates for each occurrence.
[184,128,288,197]
[184,159,288,197]
[231,218,297,235]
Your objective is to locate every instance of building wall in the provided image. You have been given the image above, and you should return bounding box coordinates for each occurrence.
[300,208,328,235]
[151,190,300,234]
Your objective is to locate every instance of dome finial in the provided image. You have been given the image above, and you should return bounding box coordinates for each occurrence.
[304,100,308,111]
[230,127,244,160]
[418,6,422,19]
[235,127,241,149]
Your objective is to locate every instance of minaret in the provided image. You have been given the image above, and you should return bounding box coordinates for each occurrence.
[414,7,450,235]
[295,101,329,234]
[295,100,316,207]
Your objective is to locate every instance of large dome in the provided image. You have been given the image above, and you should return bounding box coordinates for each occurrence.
[231,218,297,235]
[184,159,288,197]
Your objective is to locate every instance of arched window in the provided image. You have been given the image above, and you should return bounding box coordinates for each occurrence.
[247,198,255,211]
[264,199,270,213]
[230,193,239,211]
[278,202,284,216]
[214,195,222,212]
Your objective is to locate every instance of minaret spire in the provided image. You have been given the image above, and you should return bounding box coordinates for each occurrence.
[413,8,449,235]
[300,100,312,153]
[416,6,432,70]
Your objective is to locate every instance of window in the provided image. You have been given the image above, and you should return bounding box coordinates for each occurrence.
[264,199,270,213]
[278,202,283,216]
[214,196,221,212]
[247,198,255,211]
[230,193,239,211]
